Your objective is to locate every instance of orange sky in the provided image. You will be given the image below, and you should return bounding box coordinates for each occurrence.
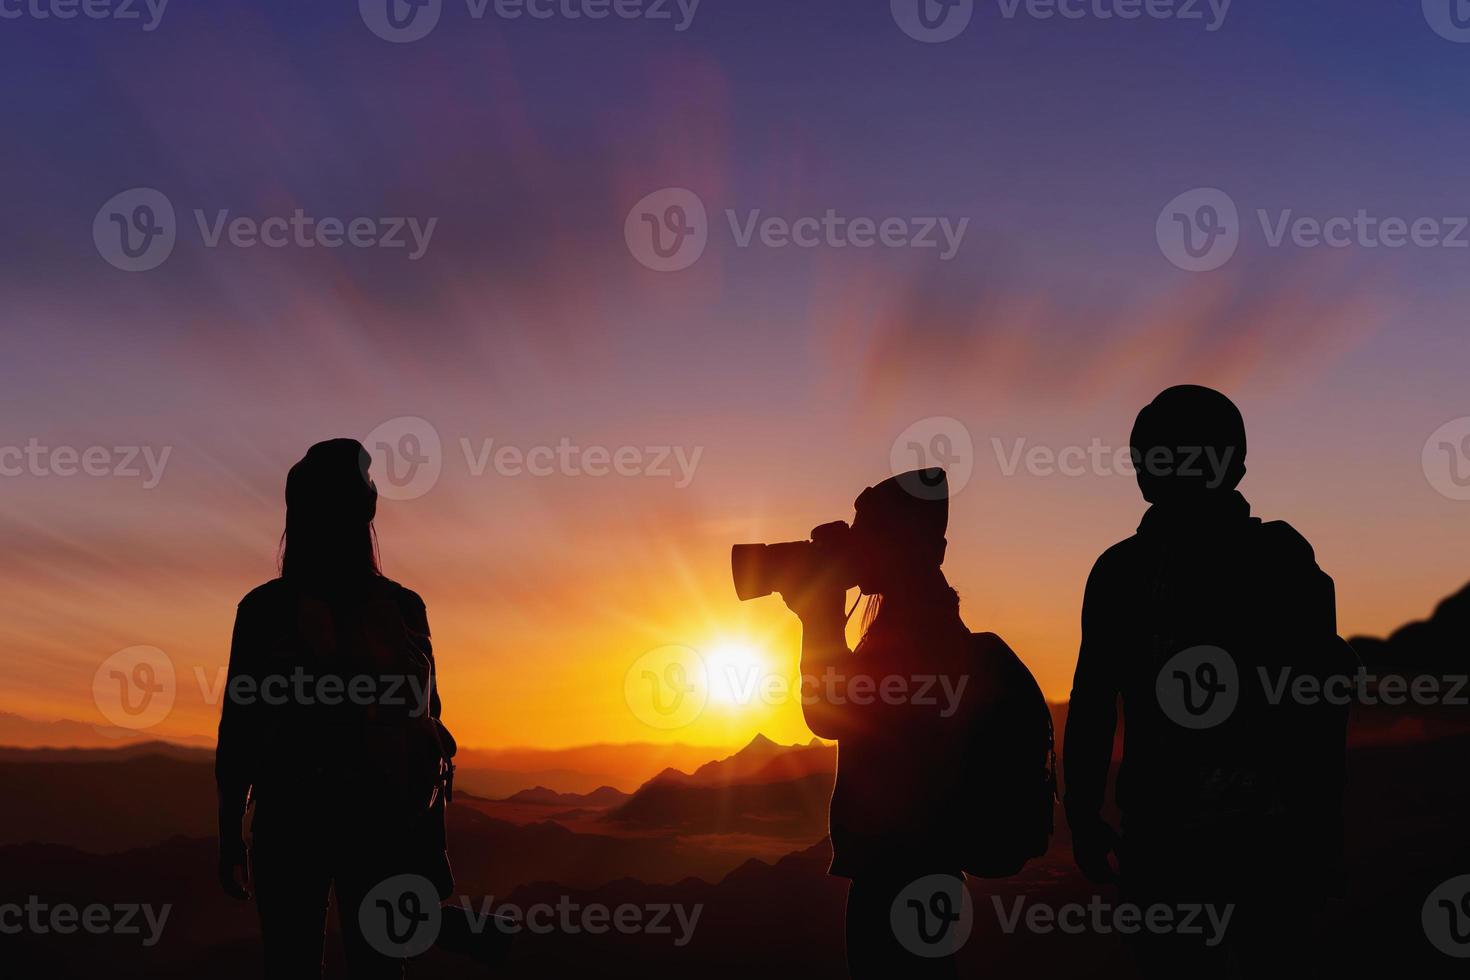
[2,341,1467,751]
[5,4,1470,750]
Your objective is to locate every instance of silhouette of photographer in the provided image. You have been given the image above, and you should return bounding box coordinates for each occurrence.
[215,439,477,978]
[1063,387,1353,978]
[767,469,1047,979]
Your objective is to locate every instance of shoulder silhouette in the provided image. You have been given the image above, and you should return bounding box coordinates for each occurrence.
[1063,386,1353,978]
[215,439,497,979]
[735,468,1052,978]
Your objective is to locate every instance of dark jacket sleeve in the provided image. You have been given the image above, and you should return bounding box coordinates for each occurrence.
[1063,553,1121,828]
[396,587,444,725]
[215,592,266,840]
[1262,522,1354,856]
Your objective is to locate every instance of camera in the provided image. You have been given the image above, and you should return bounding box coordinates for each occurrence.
[731,521,856,602]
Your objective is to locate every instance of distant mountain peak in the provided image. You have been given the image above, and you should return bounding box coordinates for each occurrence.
[502,784,630,807]
[638,733,836,793]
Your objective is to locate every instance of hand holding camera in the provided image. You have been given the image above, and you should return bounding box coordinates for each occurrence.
[732,520,855,628]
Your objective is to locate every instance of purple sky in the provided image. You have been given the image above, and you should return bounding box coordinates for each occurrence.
[1,0,1468,747]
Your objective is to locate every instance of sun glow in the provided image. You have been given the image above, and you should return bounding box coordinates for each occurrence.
[704,641,772,706]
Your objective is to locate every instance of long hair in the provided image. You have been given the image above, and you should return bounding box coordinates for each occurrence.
[278,439,382,587]
[278,516,381,583]
[859,594,882,639]
[855,577,960,651]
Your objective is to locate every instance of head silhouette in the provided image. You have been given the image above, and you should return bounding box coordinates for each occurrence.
[849,468,948,595]
[1130,385,1247,503]
[280,438,380,585]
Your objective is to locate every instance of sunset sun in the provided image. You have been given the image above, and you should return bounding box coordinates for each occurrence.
[705,641,770,706]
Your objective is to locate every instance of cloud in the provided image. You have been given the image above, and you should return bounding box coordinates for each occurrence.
[812,250,1391,412]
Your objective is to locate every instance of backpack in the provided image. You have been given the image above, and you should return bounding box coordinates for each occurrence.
[957,632,1056,878]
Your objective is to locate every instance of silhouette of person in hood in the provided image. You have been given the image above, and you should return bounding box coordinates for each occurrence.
[779,469,1009,979]
[1063,386,1353,978]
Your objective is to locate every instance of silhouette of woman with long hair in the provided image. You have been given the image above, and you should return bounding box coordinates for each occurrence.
[778,469,1028,978]
[215,439,457,979]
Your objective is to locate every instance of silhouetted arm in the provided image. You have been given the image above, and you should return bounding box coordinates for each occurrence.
[215,599,260,841]
[397,588,442,721]
[214,594,264,899]
[1063,558,1120,841]
[791,591,858,740]
[1264,524,1353,870]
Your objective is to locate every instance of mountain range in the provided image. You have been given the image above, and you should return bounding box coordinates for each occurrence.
[1349,579,1470,674]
